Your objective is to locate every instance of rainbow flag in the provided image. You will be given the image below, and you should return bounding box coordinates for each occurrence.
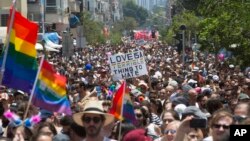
[32,60,71,115]
[109,81,136,124]
[0,8,38,93]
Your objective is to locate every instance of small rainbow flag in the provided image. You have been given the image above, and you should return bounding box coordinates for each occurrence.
[0,7,38,93]
[32,60,71,115]
[109,81,136,124]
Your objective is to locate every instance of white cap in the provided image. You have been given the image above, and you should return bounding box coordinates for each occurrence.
[212,75,219,81]
[229,64,234,68]
[188,79,197,84]
[192,67,199,72]
[174,104,187,120]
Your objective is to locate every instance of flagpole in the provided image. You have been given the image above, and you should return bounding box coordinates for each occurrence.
[0,0,17,85]
[118,80,125,141]
[40,0,47,58]
[23,55,45,120]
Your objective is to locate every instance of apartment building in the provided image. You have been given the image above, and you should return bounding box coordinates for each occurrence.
[0,0,27,43]
[0,0,70,35]
[1,0,123,29]
[136,0,166,11]
[0,0,123,44]
[80,0,122,24]
[0,0,27,26]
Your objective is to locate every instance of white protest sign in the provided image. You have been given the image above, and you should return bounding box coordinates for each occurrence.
[109,51,148,81]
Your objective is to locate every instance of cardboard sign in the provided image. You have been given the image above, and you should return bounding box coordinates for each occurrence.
[109,51,148,81]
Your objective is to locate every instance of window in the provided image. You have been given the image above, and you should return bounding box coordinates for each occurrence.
[46,0,57,13]
[1,14,9,26]
[28,0,37,3]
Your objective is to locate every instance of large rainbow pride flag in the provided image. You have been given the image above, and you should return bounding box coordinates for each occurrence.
[0,7,38,93]
[32,60,71,115]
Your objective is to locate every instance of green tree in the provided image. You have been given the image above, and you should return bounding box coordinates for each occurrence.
[109,17,138,45]
[112,17,138,32]
[162,12,200,46]
[80,11,105,45]
[161,0,250,67]
[146,6,166,28]
[198,1,250,67]
[123,1,148,26]
[180,0,200,11]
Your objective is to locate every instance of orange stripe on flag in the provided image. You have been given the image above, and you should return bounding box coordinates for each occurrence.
[10,29,37,57]
[38,60,67,97]
[9,8,38,44]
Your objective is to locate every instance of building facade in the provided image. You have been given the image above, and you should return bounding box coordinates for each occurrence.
[1,0,123,30]
[135,0,166,11]
[0,0,28,26]
[80,0,122,24]
[0,0,123,44]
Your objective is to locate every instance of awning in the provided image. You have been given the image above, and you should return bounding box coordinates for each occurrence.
[35,43,59,52]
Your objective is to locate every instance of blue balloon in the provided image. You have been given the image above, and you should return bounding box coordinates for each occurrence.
[14,119,22,126]
[85,64,92,70]
[24,119,32,127]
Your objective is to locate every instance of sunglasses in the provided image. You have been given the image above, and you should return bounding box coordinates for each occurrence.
[213,124,230,129]
[82,116,102,124]
[135,113,143,118]
[164,129,176,134]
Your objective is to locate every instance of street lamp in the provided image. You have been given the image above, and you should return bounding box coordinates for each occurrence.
[179,25,186,65]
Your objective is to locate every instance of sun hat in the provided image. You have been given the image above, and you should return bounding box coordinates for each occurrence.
[73,100,114,127]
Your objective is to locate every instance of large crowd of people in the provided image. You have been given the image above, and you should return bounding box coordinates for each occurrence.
[0,39,249,141]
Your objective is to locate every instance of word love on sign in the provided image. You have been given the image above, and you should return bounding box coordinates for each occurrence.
[108,51,148,81]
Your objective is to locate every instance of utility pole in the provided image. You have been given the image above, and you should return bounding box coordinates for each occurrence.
[40,0,47,58]
[166,0,172,26]
[179,25,186,66]
[62,30,73,59]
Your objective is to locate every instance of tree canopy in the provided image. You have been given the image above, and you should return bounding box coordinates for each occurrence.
[197,0,250,67]
[80,12,105,45]
[163,0,250,67]
[123,1,148,26]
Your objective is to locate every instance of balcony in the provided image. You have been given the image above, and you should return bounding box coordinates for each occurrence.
[46,6,57,13]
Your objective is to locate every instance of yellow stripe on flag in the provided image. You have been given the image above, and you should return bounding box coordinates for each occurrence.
[39,74,66,97]
[10,29,36,57]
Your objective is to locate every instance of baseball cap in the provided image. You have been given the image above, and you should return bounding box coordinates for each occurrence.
[182,106,207,119]
[238,93,250,100]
